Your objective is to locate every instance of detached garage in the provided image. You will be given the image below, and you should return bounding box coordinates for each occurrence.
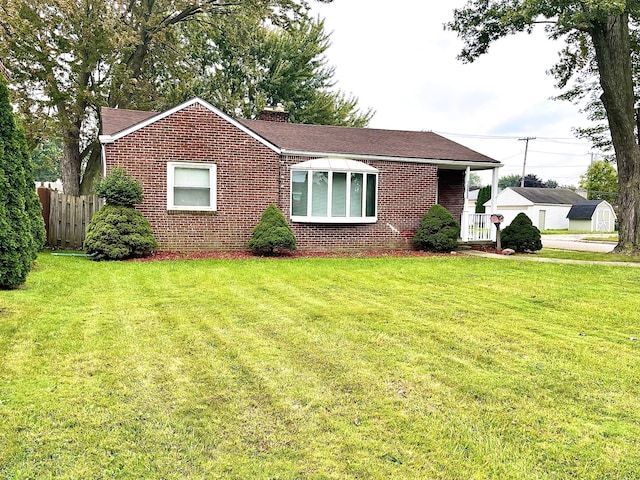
[567,200,617,232]
[487,187,588,230]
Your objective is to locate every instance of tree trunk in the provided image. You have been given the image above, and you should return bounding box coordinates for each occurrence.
[79,142,103,195]
[591,13,640,254]
[61,131,82,196]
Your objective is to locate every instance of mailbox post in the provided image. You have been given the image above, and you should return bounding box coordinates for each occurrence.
[490,214,504,250]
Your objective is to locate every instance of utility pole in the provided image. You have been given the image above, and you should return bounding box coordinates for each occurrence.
[519,137,536,187]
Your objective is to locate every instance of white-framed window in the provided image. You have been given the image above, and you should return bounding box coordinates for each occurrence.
[167,162,217,211]
[290,158,378,223]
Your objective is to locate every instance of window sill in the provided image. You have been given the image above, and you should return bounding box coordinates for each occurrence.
[167,208,217,215]
[291,215,377,224]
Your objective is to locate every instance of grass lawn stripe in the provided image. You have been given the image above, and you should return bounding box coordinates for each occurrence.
[0,254,639,478]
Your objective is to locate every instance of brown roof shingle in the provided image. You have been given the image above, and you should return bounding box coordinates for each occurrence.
[238,119,497,163]
[101,107,158,136]
[100,100,499,165]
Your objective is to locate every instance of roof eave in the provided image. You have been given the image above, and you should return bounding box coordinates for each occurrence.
[280,149,502,170]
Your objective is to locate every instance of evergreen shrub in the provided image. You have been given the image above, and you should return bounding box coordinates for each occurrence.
[248,204,296,255]
[95,167,143,206]
[414,204,460,253]
[84,168,156,260]
[500,213,542,252]
[84,205,157,260]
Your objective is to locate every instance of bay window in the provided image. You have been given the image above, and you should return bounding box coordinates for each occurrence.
[290,158,378,223]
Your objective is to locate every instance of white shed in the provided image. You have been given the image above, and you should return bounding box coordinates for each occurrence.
[567,200,617,232]
[485,187,588,230]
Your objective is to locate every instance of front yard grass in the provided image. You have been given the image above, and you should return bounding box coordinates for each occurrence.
[1,253,639,479]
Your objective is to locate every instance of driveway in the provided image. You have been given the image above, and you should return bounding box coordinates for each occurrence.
[541,234,616,253]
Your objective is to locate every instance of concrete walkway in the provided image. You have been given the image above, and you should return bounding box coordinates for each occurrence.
[540,234,616,253]
[462,249,640,267]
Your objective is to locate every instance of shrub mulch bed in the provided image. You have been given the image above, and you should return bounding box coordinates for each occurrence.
[130,249,455,262]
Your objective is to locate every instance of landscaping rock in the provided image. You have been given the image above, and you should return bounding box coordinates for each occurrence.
[501,248,516,255]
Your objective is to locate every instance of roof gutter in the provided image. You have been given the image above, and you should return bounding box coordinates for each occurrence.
[280,149,503,170]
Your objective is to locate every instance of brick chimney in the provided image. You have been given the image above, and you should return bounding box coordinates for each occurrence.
[259,104,289,122]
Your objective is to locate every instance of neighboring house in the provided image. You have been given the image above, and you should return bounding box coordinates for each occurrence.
[99,98,502,252]
[466,187,480,211]
[567,200,617,232]
[486,187,588,230]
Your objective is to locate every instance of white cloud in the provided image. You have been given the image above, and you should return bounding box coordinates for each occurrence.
[311,0,596,186]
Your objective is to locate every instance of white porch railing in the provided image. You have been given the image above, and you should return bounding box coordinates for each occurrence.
[460,212,496,242]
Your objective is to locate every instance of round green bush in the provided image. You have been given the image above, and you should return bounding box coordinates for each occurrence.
[96,167,143,206]
[84,205,157,260]
[249,204,296,255]
[414,204,460,253]
[500,212,542,252]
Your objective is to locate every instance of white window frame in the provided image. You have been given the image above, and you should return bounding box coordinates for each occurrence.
[167,162,217,211]
[290,158,378,224]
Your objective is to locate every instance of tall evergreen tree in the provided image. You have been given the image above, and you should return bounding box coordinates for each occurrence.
[0,76,45,289]
[475,185,491,213]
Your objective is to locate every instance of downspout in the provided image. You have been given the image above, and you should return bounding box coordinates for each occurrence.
[98,135,114,177]
[101,143,107,177]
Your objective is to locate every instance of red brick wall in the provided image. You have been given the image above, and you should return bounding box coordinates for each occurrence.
[104,103,280,251]
[104,103,454,252]
[437,169,465,222]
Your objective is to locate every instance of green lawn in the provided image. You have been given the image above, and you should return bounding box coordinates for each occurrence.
[1,253,639,479]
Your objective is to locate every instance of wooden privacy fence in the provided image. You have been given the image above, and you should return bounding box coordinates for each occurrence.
[38,188,104,250]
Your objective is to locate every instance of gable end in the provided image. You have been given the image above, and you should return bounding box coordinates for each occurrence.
[99,98,280,154]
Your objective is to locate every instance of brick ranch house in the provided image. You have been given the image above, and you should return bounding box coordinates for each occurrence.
[99,98,502,252]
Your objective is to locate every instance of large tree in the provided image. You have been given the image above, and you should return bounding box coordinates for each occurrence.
[161,17,373,126]
[448,1,640,254]
[0,0,342,195]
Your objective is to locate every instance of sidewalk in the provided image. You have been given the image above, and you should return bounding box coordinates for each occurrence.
[461,249,640,267]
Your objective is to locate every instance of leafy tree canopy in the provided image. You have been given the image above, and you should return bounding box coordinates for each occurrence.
[0,0,373,196]
[498,173,557,189]
[579,159,618,204]
[31,140,61,182]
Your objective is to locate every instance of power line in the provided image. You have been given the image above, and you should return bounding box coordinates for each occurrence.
[434,131,591,145]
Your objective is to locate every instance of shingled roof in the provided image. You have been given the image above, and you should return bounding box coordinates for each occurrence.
[567,200,605,220]
[100,98,500,166]
[237,119,497,164]
[101,107,158,136]
[509,187,587,205]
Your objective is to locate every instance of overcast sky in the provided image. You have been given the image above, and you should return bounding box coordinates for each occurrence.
[310,1,598,187]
